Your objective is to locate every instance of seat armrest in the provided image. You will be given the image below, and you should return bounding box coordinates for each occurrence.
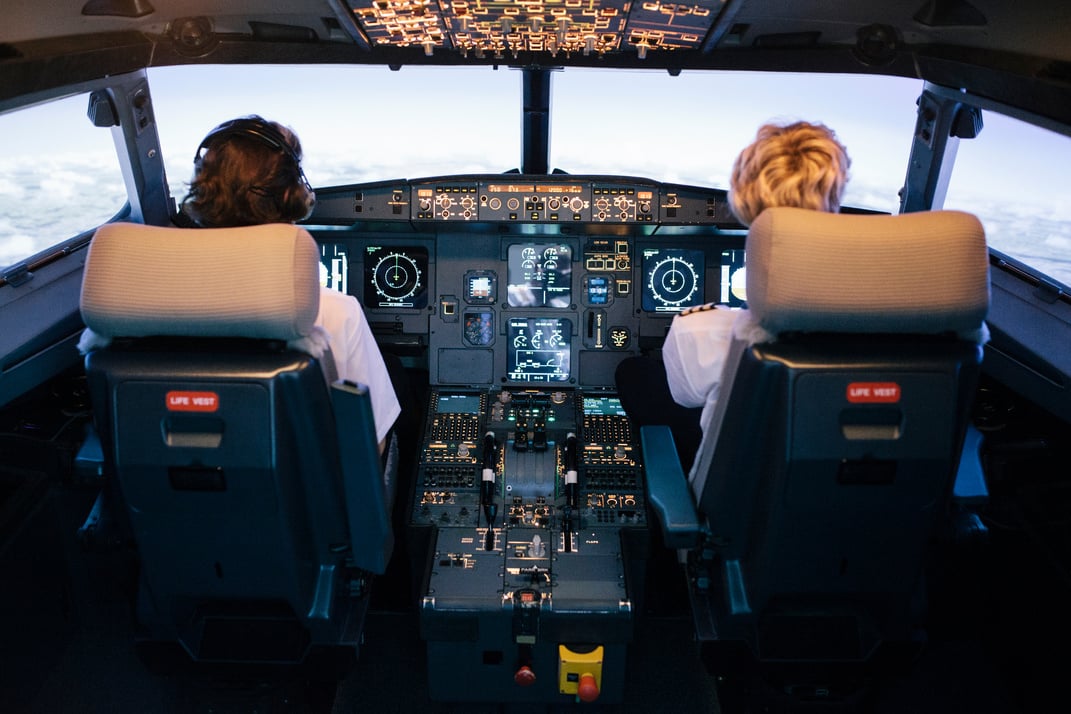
[331,381,395,574]
[640,425,703,549]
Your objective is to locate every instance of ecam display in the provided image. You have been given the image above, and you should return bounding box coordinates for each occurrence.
[507,316,571,383]
[506,243,572,308]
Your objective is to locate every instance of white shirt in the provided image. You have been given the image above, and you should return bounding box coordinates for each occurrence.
[662,305,741,478]
[315,287,401,445]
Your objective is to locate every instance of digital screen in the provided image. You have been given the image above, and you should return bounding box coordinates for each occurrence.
[436,393,482,414]
[582,396,626,416]
[320,243,349,294]
[507,317,571,383]
[641,247,705,313]
[465,270,496,304]
[506,243,572,308]
[585,274,611,305]
[464,310,494,346]
[363,245,429,309]
[720,249,747,307]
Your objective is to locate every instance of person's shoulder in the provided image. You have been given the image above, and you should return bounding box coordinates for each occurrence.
[319,286,354,304]
[679,302,720,317]
[317,286,362,317]
[670,303,739,334]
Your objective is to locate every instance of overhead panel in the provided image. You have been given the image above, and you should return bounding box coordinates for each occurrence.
[345,1,726,58]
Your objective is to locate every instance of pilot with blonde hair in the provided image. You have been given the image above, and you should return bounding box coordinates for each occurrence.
[727,120,850,224]
[181,115,401,453]
[616,121,850,472]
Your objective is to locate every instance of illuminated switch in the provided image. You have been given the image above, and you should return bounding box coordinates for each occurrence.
[439,295,459,322]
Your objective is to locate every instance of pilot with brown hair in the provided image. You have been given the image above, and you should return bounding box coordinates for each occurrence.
[181,115,401,452]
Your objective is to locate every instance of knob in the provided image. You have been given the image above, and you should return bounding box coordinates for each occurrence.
[514,665,536,686]
[578,672,599,702]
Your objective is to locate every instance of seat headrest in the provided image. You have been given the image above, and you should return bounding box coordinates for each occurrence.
[745,207,990,335]
[80,222,321,341]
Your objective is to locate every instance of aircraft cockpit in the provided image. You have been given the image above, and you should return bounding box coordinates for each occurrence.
[304,173,745,702]
[6,1,1071,711]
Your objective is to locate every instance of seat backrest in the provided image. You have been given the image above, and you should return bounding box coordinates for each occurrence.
[80,222,393,665]
[692,207,989,661]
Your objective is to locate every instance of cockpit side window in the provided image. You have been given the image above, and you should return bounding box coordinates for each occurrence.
[0,94,127,273]
[943,112,1071,290]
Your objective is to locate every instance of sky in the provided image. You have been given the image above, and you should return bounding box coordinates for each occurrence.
[146,65,927,213]
[1,64,1069,282]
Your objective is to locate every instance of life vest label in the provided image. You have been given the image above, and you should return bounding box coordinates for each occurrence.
[846,382,901,403]
[166,390,220,412]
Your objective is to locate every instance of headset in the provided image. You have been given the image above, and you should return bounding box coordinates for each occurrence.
[194,116,312,194]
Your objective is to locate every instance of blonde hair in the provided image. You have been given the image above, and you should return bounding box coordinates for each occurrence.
[729,121,850,226]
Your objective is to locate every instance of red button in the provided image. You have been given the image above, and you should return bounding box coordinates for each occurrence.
[578,672,599,702]
[514,665,536,686]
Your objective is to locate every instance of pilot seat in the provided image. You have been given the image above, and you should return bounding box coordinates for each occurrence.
[641,207,990,706]
[79,222,396,673]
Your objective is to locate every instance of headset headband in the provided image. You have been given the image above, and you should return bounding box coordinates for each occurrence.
[194,117,302,166]
[194,116,312,197]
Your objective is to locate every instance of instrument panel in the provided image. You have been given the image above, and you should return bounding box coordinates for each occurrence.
[307,174,744,703]
[311,175,737,226]
[310,174,746,389]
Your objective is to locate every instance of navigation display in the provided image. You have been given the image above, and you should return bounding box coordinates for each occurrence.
[641,247,705,313]
[507,317,571,383]
[363,245,429,309]
[506,243,572,308]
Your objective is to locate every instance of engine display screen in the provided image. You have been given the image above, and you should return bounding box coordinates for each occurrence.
[507,317,571,383]
[641,247,705,312]
[506,243,572,308]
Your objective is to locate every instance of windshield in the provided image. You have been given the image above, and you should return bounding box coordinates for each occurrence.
[149,65,921,216]
[942,110,1071,289]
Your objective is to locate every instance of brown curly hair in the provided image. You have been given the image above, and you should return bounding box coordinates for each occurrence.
[181,116,315,227]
